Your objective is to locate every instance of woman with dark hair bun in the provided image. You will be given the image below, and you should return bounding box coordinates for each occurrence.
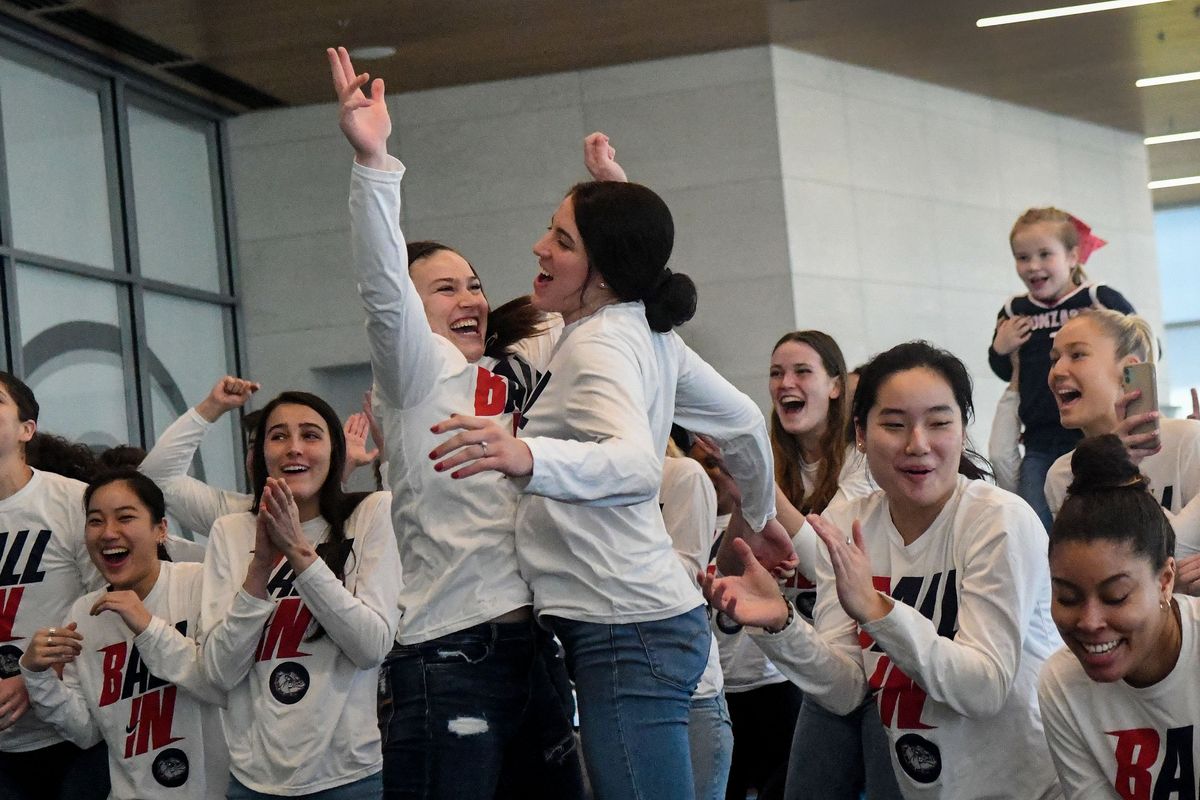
[1037,434,1196,799]
[426,115,789,800]
[197,390,400,798]
[702,341,1060,799]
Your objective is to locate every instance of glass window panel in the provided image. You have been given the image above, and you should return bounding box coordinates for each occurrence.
[16,265,129,447]
[127,104,222,292]
[143,292,239,500]
[0,54,115,269]
[1166,324,1200,417]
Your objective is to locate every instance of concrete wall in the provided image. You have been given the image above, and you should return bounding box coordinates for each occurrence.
[225,45,1161,446]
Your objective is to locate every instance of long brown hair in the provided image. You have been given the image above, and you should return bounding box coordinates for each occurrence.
[770,330,849,515]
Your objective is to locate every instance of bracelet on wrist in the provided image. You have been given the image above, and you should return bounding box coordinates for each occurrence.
[762,597,795,635]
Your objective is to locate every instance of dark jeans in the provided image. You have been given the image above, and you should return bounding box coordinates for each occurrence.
[1018,447,1068,531]
[0,740,110,800]
[724,680,803,800]
[784,696,902,800]
[378,619,584,800]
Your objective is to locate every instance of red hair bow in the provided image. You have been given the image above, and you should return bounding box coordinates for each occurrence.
[1068,214,1107,265]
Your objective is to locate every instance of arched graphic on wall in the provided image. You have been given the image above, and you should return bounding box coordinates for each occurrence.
[22,320,206,481]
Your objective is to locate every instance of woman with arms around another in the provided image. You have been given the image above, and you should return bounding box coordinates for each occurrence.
[330,48,583,799]
[1038,434,1196,799]
[198,391,400,799]
[703,341,1061,799]
[20,469,228,799]
[425,93,790,800]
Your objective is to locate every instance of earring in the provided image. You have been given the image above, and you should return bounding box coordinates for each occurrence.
[1161,599,1170,611]
[599,281,608,289]
[856,441,865,452]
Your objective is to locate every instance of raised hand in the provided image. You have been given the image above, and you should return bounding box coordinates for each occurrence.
[1176,554,1200,596]
[90,591,153,635]
[429,414,533,478]
[259,478,317,571]
[327,46,391,168]
[809,514,892,625]
[700,538,791,630]
[583,132,628,182]
[1114,389,1162,465]
[342,411,380,482]
[992,316,1032,356]
[18,622,83,674]
[196,375,261,423]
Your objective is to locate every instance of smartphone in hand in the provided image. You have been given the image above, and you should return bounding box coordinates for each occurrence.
[1122,362,1160,439]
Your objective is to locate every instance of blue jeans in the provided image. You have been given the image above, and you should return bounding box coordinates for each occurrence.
[227,772,382,799]
[547,606,710,800]
[378,619,583,800]
[1018,448,1059,531]
[784,696,902,800]
[689,693,733,800]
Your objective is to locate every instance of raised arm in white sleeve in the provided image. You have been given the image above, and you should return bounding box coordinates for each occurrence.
[989,386,1022,495]
[673,343,776,531]
[139,408,252,534]
[291,493,401,669]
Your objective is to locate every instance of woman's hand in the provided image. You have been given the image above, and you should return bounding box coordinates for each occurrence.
[722,511,797,577]
[429,415,533,478]
[809,515,892,625]
[260,478,317,572]
[700,538,791,630]
[992,316,1032,356]
[583,132,628,182]
[327,46,392,169]
[244,512,282,600]
[0,676,29,731]
[342,412,380,482]
[18,623,83,674]
[90,591,153,635]
[1114,390,1162,465]
[195,375,261,423]
[1175,554,1200,596]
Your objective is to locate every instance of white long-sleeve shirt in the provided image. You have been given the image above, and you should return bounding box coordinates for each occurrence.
[196,492,401,794]
[989,386,1022,495]
[22,561,228,799]
[349,159,557,643]
[660,457,723,699]
[1039,594,1200,799]
[0,468,104,753]
[516,301,776,623]
[139,408,252,537]
[750,476,1061,799]
[1045,418,1200,556]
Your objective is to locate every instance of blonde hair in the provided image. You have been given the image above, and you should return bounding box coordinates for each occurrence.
[1074,309,1155,363]
[1010,207,1087,286]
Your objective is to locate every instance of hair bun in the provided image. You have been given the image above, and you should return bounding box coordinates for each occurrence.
[1068,434,1147,495]
[644,270,697,332]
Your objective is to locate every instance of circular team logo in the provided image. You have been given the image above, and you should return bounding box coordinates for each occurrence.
[895,733,942,784]
[151,747,189,788]
[0,645,21,679]
[792,592,816,620]
[269,662,310,704]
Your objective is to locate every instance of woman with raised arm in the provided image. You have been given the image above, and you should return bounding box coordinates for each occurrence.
[702,342,1061,799]
[423,87,789,800]
[197,391,400,798]
[329,47,585,799]
[20,469,227,799]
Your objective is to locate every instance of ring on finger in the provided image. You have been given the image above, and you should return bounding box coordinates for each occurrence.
[47,635,53,646]
[479,440,489,456]
[48,627,56,636]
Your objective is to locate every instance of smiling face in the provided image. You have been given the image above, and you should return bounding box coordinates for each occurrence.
[1050,538,1177,686]
[263,403,331,516]
[770,341,841,449]
[859,367,964,538]
[531,195,607,324]
[1048,316,1132,436]
[410,249,489,363]
[85,480,165,597]
[1011,221,1078,304]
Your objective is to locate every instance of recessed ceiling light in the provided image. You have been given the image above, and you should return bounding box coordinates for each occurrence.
[977,0,1171,27]
[348,46,396,61]
[1144,130,1200,145]
[1136,70,1200,88]
[1148,175,1200,189]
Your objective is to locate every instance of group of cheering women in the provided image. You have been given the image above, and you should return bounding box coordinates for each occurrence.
[0,45,1196,800]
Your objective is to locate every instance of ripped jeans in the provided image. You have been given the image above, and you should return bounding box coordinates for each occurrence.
[378,619,585,800]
